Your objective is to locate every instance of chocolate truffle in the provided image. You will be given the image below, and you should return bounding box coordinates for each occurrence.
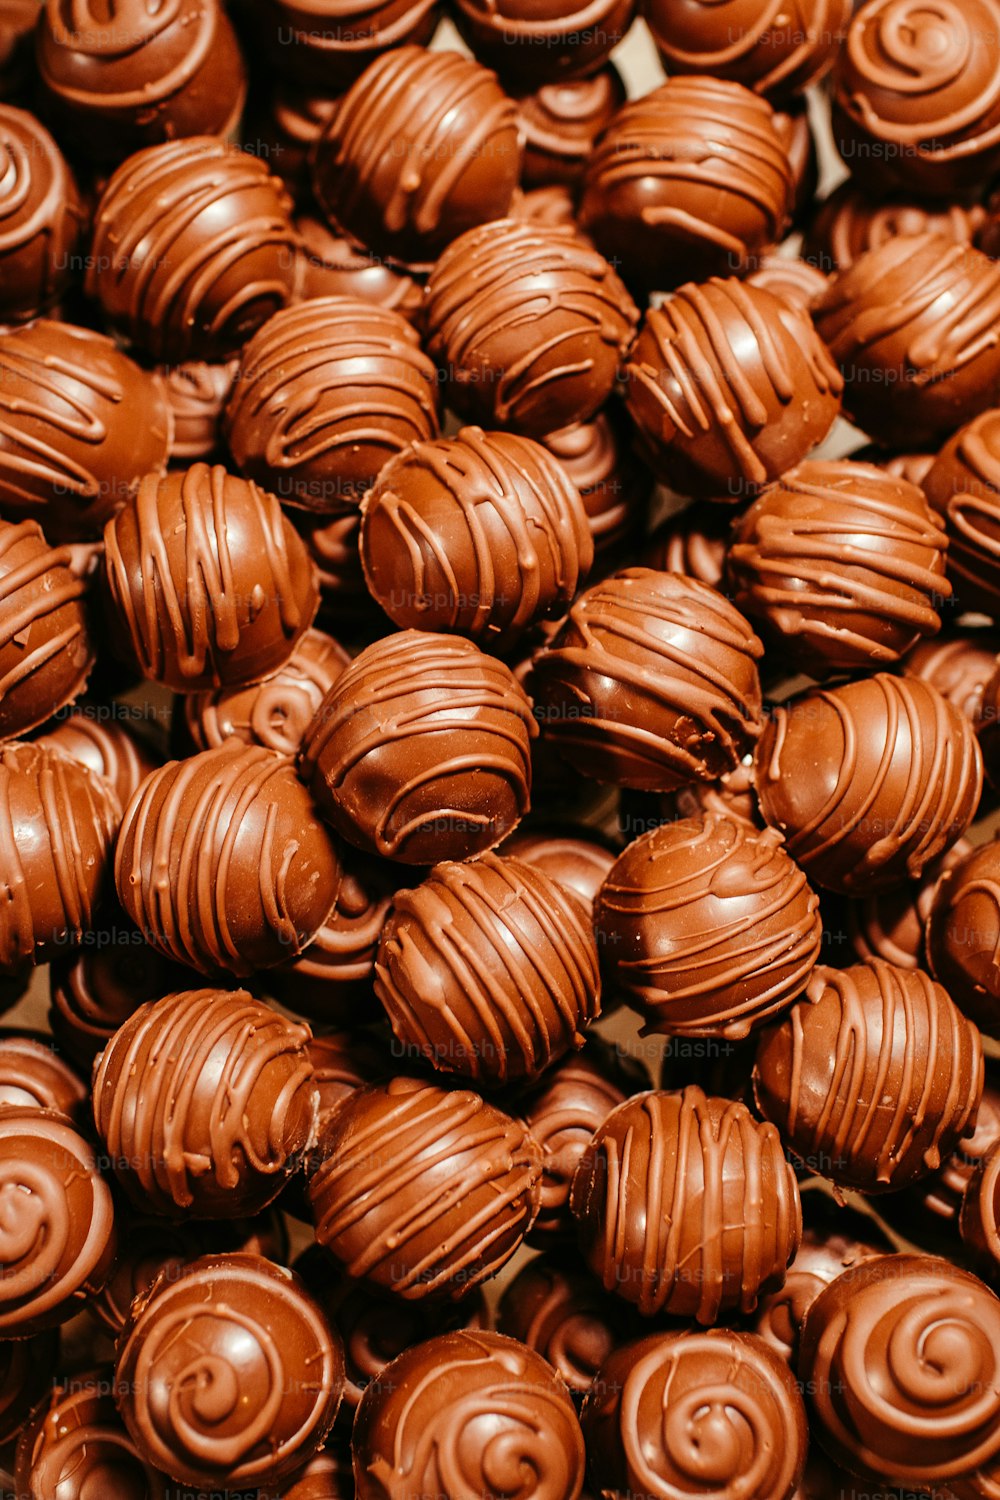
[498,1257,631,1401]
[102,464,318,692]
[0,1030,85,1118]
[728,459,950,673]
[282,1449,354,1500]
[160,359,237,461]
[299,629,536,865]
[922,407,1000,616]
[453,0,633,83]
[115,742,341,975]
[800,1254,1000,1484]
[805,181,987,274]
[0,1106,115,1335]
[259,0,438,87]
[847,838,972,972]
[0,320,171,541]
[312,48,521,272]
[296,509,371,620]
[116,1252,343,1490]
[624,280,842,499]
[15,1371,169,1500]
[88,138,299,362]
[753,674,983,895]
[597,814,822,1039]
[832,0,1000,198]
[360,427,593,647]
[0,104,82,323]
[542,409,652,557]
[571,1086,801,1322]
[531,568,764,791]
[813,235,1000,449]
[500,825,616,917]
[423,220,638,439]
[35,707,157,808]
[645,0,848,99]
[928,838,1000,1037]
[510,183,581,231]
[293,213,424,319]
[518,66,625,188]
[0,1329,58,1446]
[309,1076,541,1299]
[644,504,732,590]
[655,761,761,831]
[582,1329,808,1500]
[754,959,984,1193]
[904,630,1000,723]
[579,78,793,293]
[374,852,601,1086]
[225,296,440,512]
[746,253,829,309]
[88,1214,211,1337]
[93,987,317,1217]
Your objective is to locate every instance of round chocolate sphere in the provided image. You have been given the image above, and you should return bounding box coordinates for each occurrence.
[88,138,299,362]
[299,629,536,865]
[745,253,829,310]
[116,1252,344,1490]
[497,1257,632,1401]
[847,838,972,973]
[281,1450,354,1500]
[102,464,319,693]
[256,0,439,88]
[312,47,520,272]
[518,66,625,188]
[571,1086,801,1322]
[35,708,158,808]
[644,504,733,591]
[309,1076,541,1300]
[0,104,82,322]
[293,213,424,321]
[579,78,793,294]
[805,181,987,275]
[452,0,633,83]
[160,359,236,462]
[928,839,1000,1037]
[542,409,652,558]
[360,427,593,648]
[225,296,440,513]
[500,825,616,918]
[960,1136,1000,1275]
[531,568,764,792]
[923,407,1000,616]
[0,1030,85,1119]
[903,629,1000,722]
[16,1371,169,1500]
[644,0,850,99]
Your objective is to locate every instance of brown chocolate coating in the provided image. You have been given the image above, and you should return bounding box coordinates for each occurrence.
[518,66,625,188]
[360,427,593,647]
[299,629,536,865]
[655,761,762,831]
[961,1137,1000,1272]
[813,235,1000,449]
[15,1370,169,1500]
[293,213,424,320]
[424,219,638,439]
[847,838,972,972]
[643,504,732,592]
[498,1257,632,1401]
[0,1106,116,1335]
[0,519,94,739]
[754,959,984,1194]
[582,1329,808,1500]
[257,0,438,88]
[645,0,848,98]
[0,1029,85,1119]
[904,631,1000,723]
[753,674,983,896]
[115,742,341,975]
[374,852,601,1086]
[597,814,822,1039]
[116,1252,343,1490]
[0,319,171,542]
[923,408,1000,616]
[624,280,842,499]
[35,707,158,808]
[571,1086,801,1322]
[805,181,987,274]
[453,0,633,83]
[500,824,616,917]
[312,47,521,272]
[928,838,1000,1037]
[88,137,299,362]
[800,1254,1000,1484]
[579,78,793,293]
[0,0,41,103]
[531,568,764,791]
[774,99,818,224]
[225,295,440,512]
[295,508,371,620]
[978,662,1000,789]
[728,459,950,673]
[542,409,652,557]
[0,104,82,323]
[0,1328,58,1446]
[160,359,237,461]
[281,1449,354,1500]
[309,1076,541,1299]
[102,464,319,693]
[510,182,581,231]
[745,253,829,310]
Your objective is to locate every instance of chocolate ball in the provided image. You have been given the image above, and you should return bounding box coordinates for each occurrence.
[225,296,440,513]
[923,407,1000,616]
[571,1086,801,1322]
[299,629,536,864]
[312,47,520,272]
[0,104,82,322]
[754,674,983,895]
[804,181,987,275]
[498,1257,632,1401]
[542,409,652,558]
[257,0,438,88]
[293,213,424,319]
[518,66,624,188]
[961,1137,1000,1273]
[0,1030,85,1119]
[813,234,1000,449]
[645,0,848,97]
[15,1371,168,1500]
[281,1449,354,1500]
[583,1329,808,1500]
[510,182,580,231]
[580,78,793,294]
[88,138,299,362]
[847,838,972,972]
[624,280,842,499]
[116,1252,343,1490]
[754,959,984,1194]
[116,742,341,975]
[904,630,1000,722]
[452,0,633,83]
[531,568,764,791]
[745,253,829,310]
[309,1076,541,1299]
[644,504,732,590]
[35,708,158,808]
[102,464,319,693]
[928,838,1000,1037]
[296,509,371,621]
[360,427,593,647]
[597,814,822,1039]
[160,359,237,462]
[499,825,616,918]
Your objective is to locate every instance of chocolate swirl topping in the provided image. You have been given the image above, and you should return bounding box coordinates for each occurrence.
[644,0,850,98]
[498,1257,629,1399]
[0,519,93,740]
[16,1371,169,1500]
[0,103,81,322]
[923,407,1000,615]
[805,180,986,273]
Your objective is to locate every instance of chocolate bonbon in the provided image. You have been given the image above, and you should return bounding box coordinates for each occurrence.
[452,0,633,83]
[258,0,439,88]
[542,410,652,558]
[35,708,157,808]
[960,1137,1000,1274]
[847,838,972,972]
[0,519,94,739]
[500,825,616,918]
[160,359,236,462]
[0,1030,85,1119]
[518,67,624,188]
[745,253,829,309]
[644,0,849,99]
[15,1370,169,1500]
[293,213,424,318]
[923,408,1000,616]
[0,104,81,323]
[903,630,1000,723]
[805,181,987,274]
[644,504,732,590]
[928,838,1000,1037]
[498,1256,632,1400]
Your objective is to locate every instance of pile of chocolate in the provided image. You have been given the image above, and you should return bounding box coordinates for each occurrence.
[6,0,1000,1496]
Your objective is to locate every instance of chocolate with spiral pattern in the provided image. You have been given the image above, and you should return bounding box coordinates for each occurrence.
[0,1030,86,1120]
[643,0,850,100]
[804,180,987,274]
[498,1257,634,1401]
[518,67,625,188]
[542,409,652,558]
[0,104,82,323]
[16,1369,170,1500]
[452,0,633,84]
[923,407,1000,617]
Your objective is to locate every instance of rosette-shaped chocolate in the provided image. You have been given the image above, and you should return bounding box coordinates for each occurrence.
[644,0,849,99]
[570,1087,801,1322]
[0,104,82,322]
[531,569,764,791]
[596,815,822,1039]
[353,1329,585,1500]
[753,960,984,1193]
[360,428,593,648]
[0,1030,86,1118]
[580,78,793,293]
[542,409,652,558]
[102,464,319,693]
[424,219,638,438]
[452,0,633,83]
[582,1329,808,1500]
[160,359,236,461]
[0,520,93,739]
[832,0,1000,197]
[309,1077,542,1299]
[115,743,341,975]
[0,1106,116,1335]
[624,280,842,498]
[800,1254,1000,1483]
[498,1258,632,1400]
[923,408,1000,616]
[312,48,521,272]
[257,0,439,88]
[36,708,157,808]
[804,181,987,274]
[927,839,1000,1037]
[754,674,983,895]
[518,67,625,188]
[115,1252,344,1490]
[15,1371,169,1500]
[88,138,299,362]
[294,213,424,318]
